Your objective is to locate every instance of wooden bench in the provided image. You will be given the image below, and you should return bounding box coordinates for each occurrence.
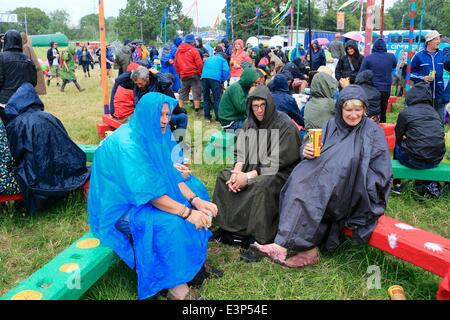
[0,232,118,300]
[387,96,397,113]
[97,115,122,139]
[343,215,450,300]
[392,160,450,182]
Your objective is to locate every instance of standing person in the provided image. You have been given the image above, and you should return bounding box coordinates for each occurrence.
[229,39,253,85]
[77,46,94,78]
[359,39,396,123]
[309,41,327,71]
[161,37,182,92]
[46,41,60,87]
[115,41,132,76]
[196,37,210,60]
[393,48,408,97]
[174,34,204,114]
[20,32,46,96]
[96,44,115,80]
[335,40,363,86]
[411,31,450,121]
[328,34,346,68]
[0,30,37,125]
[59,46,85,93]
[201,48,230,122]
[220,38,233,61]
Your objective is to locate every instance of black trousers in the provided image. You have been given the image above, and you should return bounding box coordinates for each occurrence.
[380,90,391,123]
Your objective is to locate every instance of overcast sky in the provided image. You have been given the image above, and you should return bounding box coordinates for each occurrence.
[1,0,396,28]
[1,0,226,27]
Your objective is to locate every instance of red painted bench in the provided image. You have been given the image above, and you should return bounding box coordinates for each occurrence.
[344,215,450,300]
[387,96,397,113]
[378,123,396,151]
[0,180,90,204]
[97,115,122,139]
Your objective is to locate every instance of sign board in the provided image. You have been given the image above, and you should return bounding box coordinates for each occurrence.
[337,11,345,30]
[0,13,18,23]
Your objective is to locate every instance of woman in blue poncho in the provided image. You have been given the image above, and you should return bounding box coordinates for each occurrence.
[88,92,217,300]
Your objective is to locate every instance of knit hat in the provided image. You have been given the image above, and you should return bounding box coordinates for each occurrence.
[184,34,196,44]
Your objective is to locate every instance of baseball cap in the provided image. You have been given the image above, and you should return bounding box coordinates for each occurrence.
[425,31,441,43]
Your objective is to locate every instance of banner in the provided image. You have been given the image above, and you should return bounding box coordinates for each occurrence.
[337,11,345,30]
[0,13,18,23]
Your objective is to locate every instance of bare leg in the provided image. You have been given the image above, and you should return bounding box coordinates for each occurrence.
[168,283,189,300]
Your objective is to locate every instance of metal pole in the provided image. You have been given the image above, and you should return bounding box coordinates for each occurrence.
[296,0,300,45]
[98,0,109,114]
[164,1,167,45]
[140,22,143,42]
[196,0,199,36]
[290,0,294,46]
[308,0,312,65]
[226,0,229,40]
[24,11,28,35]
[405,0,417,92]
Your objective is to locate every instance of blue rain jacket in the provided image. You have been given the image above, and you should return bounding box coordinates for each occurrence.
[88,92,210,300]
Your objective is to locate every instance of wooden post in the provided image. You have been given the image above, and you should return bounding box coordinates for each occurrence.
[98,0,109,115]
[380,0,385,38]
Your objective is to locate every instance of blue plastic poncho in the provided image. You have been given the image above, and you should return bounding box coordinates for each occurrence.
[88,92,210,300]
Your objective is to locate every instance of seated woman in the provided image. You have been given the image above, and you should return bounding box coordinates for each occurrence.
[0,118,20,195]
[254,85,392,268]
[5,83,90,215]
[88,92,218,300]
[392,82,446,197]
[213,85,301,250]
[303,72,338,130]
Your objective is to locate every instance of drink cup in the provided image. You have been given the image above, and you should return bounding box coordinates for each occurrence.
[309,129,322,157]
[388,285,406,300]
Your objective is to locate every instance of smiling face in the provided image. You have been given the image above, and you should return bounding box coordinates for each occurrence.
[160,103,171,134]
[251,98,266,122]
[346,46,355,56]
[426,36,441,51]
[342,99,365,127]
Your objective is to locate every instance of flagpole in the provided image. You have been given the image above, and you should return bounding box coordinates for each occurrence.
[164,1,167,45]
[364,0,374,56]
[296,0,300,46]
[380,0,385,38]
[405,0,417,92]
[290,0,294,46]
[308,0,312,63]
[226,0,229,40]
[98,0,109,115]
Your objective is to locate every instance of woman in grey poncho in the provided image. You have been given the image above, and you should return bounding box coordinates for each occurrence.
[254,85,392,268]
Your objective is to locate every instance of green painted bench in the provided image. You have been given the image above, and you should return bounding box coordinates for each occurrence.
[203,130,237,165]
[1,232,118,300]
[392,160,450,182]
[78,144,98,162]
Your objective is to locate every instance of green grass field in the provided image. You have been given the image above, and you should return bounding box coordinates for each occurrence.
[0,48,449,300]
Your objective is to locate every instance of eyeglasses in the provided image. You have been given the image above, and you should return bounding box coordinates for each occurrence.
[251,104,266,111]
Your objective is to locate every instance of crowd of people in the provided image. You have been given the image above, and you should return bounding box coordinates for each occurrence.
[1,27,450,300]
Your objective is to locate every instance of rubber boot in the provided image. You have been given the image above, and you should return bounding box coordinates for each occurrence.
[60,80,67,92]
[74,81,85,92]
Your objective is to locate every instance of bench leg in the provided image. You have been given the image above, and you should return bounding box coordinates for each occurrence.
[437,270,450,300]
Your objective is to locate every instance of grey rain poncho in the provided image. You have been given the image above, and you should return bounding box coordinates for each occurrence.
[275,85,392,252]
[213,86,301,244]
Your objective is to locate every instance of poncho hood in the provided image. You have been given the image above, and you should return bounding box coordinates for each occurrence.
[335,85,369,131]
[5,83,44,120]
[246,85,277,129]
[405,81,433,106]
[3,29,22,51]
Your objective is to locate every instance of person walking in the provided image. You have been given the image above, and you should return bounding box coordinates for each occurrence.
[60,46,85,93]
[46,41,61,87]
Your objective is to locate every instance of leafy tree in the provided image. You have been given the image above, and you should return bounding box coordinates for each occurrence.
[47,10,71,35]
[115,0,193,44]
[0,7,50,35]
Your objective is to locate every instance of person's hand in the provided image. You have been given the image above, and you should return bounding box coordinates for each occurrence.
[339,77,350,88]
[226,170,248,193]
[424,76,434,83]
[303,142,322,160]
[191,197,218,218]
[149,68,159,76]
[174,163,191,179]
[186,210,212,230]
[248,84,258,94]
[169,59,174,64]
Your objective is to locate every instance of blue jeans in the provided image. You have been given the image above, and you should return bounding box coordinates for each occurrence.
[170,113,188,130]
[221,119,244,135]
[394,144,440,170]
[202,78,222,121]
